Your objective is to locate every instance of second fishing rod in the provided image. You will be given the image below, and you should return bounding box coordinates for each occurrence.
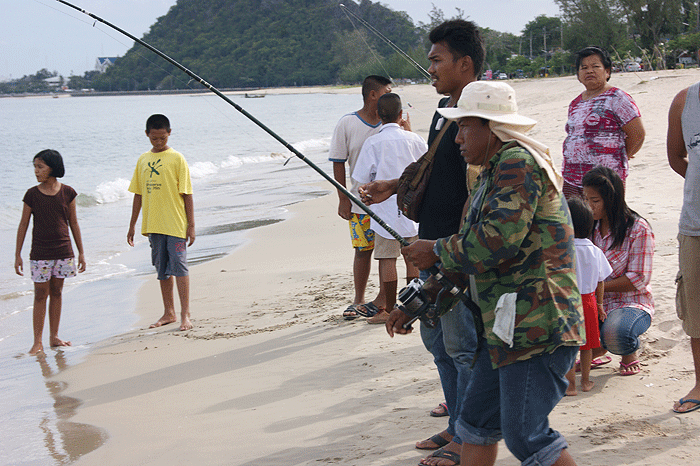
[54,0,479,330]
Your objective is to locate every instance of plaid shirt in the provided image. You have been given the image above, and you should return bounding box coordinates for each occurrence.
[592,217,654,316]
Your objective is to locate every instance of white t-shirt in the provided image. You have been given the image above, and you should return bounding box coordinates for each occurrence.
[352,123,428,238]
[328,112,382,214]
[574,237,613,294]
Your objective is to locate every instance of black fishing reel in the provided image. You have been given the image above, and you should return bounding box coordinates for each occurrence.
[397,278,440,329]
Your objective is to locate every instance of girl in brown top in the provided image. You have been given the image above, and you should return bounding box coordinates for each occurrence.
[14,150,86,355]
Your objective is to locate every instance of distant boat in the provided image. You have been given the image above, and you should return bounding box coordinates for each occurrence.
[244,93,265,98]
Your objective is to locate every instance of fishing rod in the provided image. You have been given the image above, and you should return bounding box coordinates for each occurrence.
[54,0,403,239]
[54,0,479,330]
[339,3,431,80]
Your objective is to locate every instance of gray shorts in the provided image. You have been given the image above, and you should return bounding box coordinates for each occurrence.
[677,234,700,338]
[149,234,188,280]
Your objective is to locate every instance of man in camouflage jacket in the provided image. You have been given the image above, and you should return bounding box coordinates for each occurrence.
[388,81,584,466]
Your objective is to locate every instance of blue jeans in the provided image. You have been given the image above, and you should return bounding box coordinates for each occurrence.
[419,270,477,443]
[600,306,652,356]
[457,342,578,466]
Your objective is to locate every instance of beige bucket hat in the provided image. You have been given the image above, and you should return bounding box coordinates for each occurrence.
[437,81,536,131]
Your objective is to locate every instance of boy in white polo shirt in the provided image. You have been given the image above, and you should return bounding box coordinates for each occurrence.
[353,93,427,324]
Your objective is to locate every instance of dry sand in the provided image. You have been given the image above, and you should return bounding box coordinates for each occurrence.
[56,69,700,465]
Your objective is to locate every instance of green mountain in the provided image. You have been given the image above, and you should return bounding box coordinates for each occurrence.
[93,0,426,91]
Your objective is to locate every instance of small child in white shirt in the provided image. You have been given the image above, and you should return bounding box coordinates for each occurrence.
[566,197,613,395]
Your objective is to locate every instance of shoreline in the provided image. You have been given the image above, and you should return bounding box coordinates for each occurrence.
[0,84,370,100]
[53,71,700,465]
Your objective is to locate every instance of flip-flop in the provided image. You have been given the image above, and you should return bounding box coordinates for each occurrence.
[430,402,448,417]
[591,355,612,368]
[619,360,641,376]
[575,355,612,372]
[415,433,450,450]
[343,305,358,320]
[673,398,700,414]
[419,447,460,466]
[355,302,383,318]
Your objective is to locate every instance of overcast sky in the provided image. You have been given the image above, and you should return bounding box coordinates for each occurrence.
[1,0,560,80]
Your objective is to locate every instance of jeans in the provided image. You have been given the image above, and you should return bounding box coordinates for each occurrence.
[457,342,578,466]
[600,306,652,356]
[419,270,478,442]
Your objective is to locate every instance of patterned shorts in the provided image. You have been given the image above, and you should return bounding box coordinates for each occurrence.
[30,258,77,283]
[349,213,374,252]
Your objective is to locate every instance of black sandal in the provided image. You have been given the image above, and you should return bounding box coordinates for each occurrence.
[355,302,382,318]
[342,305,358,320]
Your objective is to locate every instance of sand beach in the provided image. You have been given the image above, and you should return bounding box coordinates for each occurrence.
[52,70,700,465]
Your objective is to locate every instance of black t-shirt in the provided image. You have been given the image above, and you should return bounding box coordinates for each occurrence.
[417,97,468,240]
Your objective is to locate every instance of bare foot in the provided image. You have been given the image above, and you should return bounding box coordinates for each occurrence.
[366,310,390,324]
[581,380,595,392]
[420,440,461,466]
[50,337,72,348]
[29,343,44,355]
[149,314,177,328]
[179,316,193,331]
[415,430,452,450]
[566,386,578,396]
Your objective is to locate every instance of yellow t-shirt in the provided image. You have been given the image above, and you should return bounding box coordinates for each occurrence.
[128,148,193,238]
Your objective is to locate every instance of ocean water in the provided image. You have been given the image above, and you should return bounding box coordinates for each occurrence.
[0,90,361,464]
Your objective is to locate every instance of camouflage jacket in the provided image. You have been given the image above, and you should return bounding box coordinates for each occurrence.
[435,144,585,368]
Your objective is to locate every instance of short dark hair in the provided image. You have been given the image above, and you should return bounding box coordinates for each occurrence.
[575,46,612,81]
[34,149,65,178]
[377,93,402,124]
[429,20,485,78]
[361,75,392,101]
[146,114,170,133]
[567,196,594,239]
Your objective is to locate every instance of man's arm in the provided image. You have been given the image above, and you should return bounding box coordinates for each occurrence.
[183,193,195,246]
[437,154,542,276]
[667,88,689,178]
[127,194,142,247]
[332,161,352,220]
[358,178,399,206]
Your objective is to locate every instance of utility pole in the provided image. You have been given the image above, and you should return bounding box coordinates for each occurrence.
[543,26,547,76]
[560,21,564,75]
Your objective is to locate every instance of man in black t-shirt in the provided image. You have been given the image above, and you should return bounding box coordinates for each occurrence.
[359,19,485,466]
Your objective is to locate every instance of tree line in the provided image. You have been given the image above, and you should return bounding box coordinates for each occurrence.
[3,0,700,95]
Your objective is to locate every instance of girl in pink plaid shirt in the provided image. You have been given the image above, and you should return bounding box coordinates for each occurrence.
[583,166,654,376]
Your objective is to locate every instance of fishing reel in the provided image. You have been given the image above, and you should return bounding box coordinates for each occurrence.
[398,266,482,335]
[397,278,441,329]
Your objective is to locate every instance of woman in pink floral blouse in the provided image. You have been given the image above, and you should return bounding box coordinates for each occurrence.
[563,46,646,199]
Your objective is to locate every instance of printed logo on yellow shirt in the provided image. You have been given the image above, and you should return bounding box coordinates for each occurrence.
[148,159,162,177]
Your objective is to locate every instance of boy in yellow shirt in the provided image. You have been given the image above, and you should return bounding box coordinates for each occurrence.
[127,114,195,330]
